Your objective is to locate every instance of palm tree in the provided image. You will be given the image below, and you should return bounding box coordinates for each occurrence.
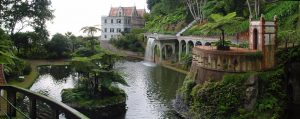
[80,26,101,50]
[200,12,243,50]
[80,25,101,38]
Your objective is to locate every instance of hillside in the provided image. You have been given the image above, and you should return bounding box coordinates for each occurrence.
[146,0,300,38]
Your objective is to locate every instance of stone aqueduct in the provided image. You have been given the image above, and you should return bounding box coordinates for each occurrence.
[145,34,219,62]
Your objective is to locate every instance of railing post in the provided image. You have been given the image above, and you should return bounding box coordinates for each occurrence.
[7,89,16,117]
[51,106,59,119]
[29,97,36,119]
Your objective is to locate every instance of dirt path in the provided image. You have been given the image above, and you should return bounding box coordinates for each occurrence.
[100,40,144,59]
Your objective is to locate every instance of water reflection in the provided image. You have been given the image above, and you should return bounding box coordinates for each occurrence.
[28,61,185,119]
[116,61,185,119]
[31,65,77,101]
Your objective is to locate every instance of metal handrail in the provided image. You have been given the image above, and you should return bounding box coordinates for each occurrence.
[0,95,30,119]
[0,85,89,119]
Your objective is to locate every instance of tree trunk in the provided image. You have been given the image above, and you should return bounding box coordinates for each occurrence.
[93,77,99,95]
[246,0,253,18]
[221,30,225,47]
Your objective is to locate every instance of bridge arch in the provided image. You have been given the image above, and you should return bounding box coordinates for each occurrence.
[205,42,211,46]
[195,41,202,46]
[187,40,194,54]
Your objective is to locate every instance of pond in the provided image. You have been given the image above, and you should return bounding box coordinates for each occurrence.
[29,60,186,119]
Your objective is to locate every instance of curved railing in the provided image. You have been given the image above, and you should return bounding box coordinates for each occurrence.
[0,85,89,119]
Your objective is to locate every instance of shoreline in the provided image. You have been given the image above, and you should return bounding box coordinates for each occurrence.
[8,59,69,89]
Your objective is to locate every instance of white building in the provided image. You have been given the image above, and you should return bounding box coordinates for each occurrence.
[100,6,145,40]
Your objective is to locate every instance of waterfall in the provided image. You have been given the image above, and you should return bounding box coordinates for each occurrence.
[143,38,157,67]
[144,38,155,61]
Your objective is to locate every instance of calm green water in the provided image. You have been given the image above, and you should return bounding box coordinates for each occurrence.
[29,60,186,119]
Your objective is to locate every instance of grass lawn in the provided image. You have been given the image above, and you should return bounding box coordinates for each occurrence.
[8,59,69,89]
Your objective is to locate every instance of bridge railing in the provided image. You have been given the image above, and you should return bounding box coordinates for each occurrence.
[0,85,89,119]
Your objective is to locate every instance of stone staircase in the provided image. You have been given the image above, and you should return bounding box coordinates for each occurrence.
[176,19,198,36]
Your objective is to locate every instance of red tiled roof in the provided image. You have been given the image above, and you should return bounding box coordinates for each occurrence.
[109,7,145,17]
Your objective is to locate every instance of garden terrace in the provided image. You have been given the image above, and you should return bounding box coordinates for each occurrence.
[192,46,263,72]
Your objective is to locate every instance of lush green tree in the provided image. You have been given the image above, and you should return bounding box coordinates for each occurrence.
[70,47,126,96]
[1,0,54,36]
[147,0,161,10]
[200,12,243,50]
[0,29,16,66]
[12,32,29,54]
[81,26,101,50]
[45,33,71,57]
[278,30,298,50]
[65,32,80,52]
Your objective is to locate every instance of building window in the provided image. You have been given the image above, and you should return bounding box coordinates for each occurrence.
[117,28,121,33]
[128,19,131,24]
[119,12,122,16]
[104,35,107,38]
[117,19,121,24]
[110,28,114,33]
[104,28,107,32]
[111,19,113,23]
[104,19,107,23]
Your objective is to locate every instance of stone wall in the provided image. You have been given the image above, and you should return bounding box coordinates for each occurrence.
[192,46,263,73]
[191,46,266,83]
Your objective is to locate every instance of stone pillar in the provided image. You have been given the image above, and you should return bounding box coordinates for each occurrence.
[164,45,167,60]
[186,41,189,54]
[179,41,182,61]
[172,44,176,55]
[158,44,163,62]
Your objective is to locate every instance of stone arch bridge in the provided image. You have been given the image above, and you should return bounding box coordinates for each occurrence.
[145,34,219,62]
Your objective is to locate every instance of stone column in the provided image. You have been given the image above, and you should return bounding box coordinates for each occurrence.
[164,45,167,60]
[179,41,182,61]
[186,41,189,54]
[172,44,176,55]
[159,44,163,62]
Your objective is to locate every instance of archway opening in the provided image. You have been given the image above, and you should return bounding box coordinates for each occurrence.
[205,42,211,46]
[253,28,258,50]
[196,41,202,46]
[162,45,173,60]
[181,40,186,55]
[188,41,194,53]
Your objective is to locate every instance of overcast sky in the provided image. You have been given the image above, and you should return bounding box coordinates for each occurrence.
[47,0,147,37]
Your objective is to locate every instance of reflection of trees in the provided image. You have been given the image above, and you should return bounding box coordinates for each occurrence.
[149,66,185,104]
[38,65,73,82]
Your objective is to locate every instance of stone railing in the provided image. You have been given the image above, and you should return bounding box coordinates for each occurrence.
[0,85,89,119]
[192,46,263,72]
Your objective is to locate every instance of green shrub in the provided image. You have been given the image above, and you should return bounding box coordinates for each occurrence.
[179,75,196,103]
[110,33,144,52]
[22,62,32,75]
